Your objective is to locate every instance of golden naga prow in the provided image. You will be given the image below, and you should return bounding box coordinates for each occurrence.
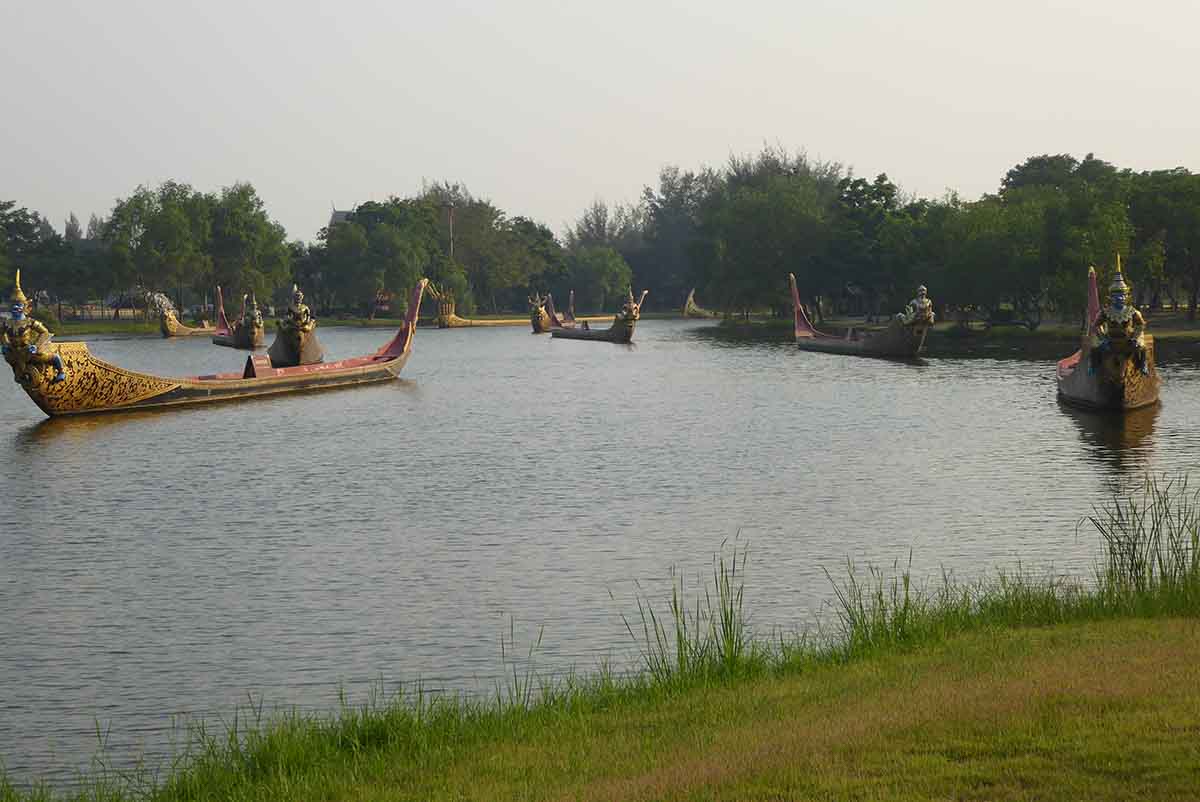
[155,292,214,337]
[1057,257,1160,411]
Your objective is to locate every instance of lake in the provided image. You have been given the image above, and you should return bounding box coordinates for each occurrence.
[2,319,1198,785]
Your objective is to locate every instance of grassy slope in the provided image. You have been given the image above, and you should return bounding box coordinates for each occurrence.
[32,618,1191,802]
[5,482,1200,802]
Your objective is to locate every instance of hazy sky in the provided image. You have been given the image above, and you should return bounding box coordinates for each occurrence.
[3,0,1197,242]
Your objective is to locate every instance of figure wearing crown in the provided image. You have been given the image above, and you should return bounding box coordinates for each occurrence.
[279,284,316,335]
[899,285,935,325]
[1,271,67,385]
[1090,256,1148,376]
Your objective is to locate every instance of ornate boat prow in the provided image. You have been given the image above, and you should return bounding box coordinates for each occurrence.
[3,273,429,417]
[157,297,214,337]
[1057,259,1160,411]
[788,273,931,359]
[682,288,718,318]
[550,289,647,344]
[529,292,554,333]
[268,284,324,367]
[211,286,265,349]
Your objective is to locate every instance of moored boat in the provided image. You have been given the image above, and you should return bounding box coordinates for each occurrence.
[159,304,214,337]
[550,289,647,343]
[788,273,932,358]
[682,288,718,318]
[427,283,527,328]
[211,286,265,349]
[1056,261,1159,411]
[2,276,429,417]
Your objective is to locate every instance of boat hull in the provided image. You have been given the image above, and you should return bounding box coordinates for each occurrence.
[1057,336,1160,411]
[212,326,265,349]
[795,320,929,358]
[549,316,636,343]
[160,313,214,337]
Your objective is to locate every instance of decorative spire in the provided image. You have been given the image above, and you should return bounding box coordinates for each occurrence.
[1109,253,1129,294]
[11,270,29,308]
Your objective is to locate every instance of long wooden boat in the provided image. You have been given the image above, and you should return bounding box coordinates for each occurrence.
[551,289,647,343]
[788,273,932,358]
[160,308,214,337]
[1057,264,1159,411]
[4,280,429,417]
[211,286,265,349]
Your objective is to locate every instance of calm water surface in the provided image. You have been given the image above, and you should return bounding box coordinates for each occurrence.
[2,320,1200,783]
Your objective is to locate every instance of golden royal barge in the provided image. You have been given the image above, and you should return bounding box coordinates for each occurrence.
[2,276,428,417]
[1056,261,1159,411]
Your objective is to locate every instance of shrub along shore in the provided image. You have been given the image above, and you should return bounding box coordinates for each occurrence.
[4,477,1200,801]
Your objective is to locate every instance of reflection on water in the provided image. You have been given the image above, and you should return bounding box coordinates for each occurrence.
[4,320,1200,786]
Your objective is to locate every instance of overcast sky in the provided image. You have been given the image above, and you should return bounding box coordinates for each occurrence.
[3,0,1197,242]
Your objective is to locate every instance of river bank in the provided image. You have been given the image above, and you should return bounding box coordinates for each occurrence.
[43,311,682,337]
[4,478,1199,801]
[712,314,1200,360]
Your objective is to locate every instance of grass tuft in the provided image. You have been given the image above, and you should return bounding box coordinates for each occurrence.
[7,476,1200,800]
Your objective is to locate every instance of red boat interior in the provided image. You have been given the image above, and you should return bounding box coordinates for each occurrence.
[190,280,426,383]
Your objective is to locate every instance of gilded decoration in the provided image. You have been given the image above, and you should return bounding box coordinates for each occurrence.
[899,285,935,326]
[10,342,181,414]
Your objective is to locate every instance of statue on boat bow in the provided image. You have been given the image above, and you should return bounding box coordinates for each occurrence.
[1,271,67,386]
[1090,268,1148,376]
[529,292,552,333]
[899,285,935,326]
[268,284,324,367]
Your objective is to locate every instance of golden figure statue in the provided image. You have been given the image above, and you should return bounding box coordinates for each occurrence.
[268,283,323,366]
[1090,260,1148,376]
[900,285,935,326]
[528,292,552,333]
[2,270,67,385]
[279,284,316,335]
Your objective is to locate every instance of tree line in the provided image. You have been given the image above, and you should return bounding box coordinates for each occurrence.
[3,149,1199,324]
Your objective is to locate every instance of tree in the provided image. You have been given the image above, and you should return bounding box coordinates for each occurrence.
[64,213,83,242]
[566,246,632,312]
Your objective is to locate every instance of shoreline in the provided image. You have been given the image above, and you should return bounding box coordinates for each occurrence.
[4,479,1199,800]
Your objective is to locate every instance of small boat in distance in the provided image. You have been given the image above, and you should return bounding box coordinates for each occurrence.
[2,277,429,417]
[211,286,265,349]
[550,289,647,344]
[1057,261,1159,411]
[157,295,214,337]
[788,273,932,359]
[682,288,718,318]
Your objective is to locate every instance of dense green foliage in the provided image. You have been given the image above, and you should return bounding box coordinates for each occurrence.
[4,150,1200,321]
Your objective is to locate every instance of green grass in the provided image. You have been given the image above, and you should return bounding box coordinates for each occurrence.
[6,476,1200,801]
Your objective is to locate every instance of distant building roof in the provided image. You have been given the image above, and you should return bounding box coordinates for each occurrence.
[329,209,353,227]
